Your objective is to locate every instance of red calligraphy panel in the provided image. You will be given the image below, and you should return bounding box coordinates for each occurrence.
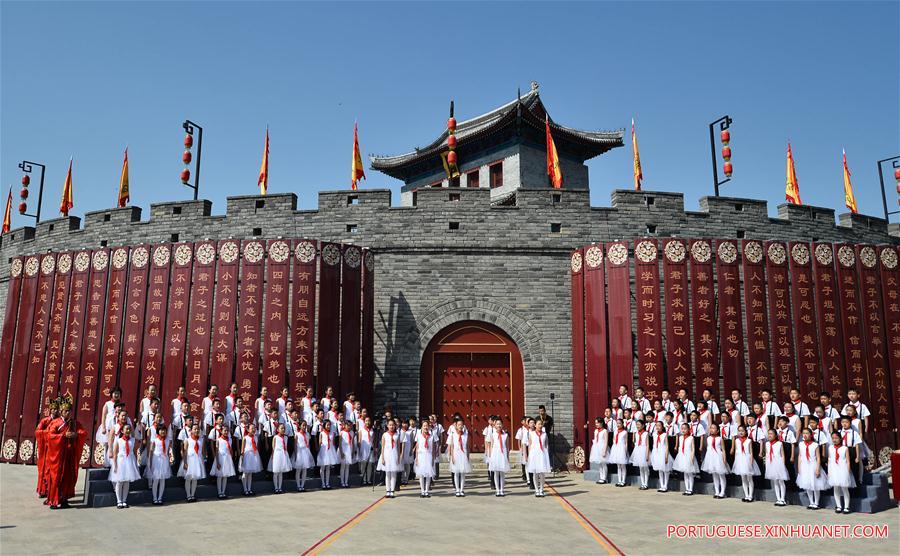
[291,240,317,397]
[42,252,72,409]
[263,240,291,394]
[765,241,796,399]
[209,240,238,400]
[570,249,586,448]
[119,246,150,413]
[184,241,216,413]
[689,240,718,399]
[18,253,57,463]
[76,250,110,466]
[788,242,821,402]
[99,247,129,402]
[856,245,892,448]
[360,249,374,408]
[60,251,93,400]
[813,243,846,404]
[0,257,25,427]
[317,243,342,395]
[716,240,746,397]
[2,255,42,462]
[877,244,900,444]
[634,240,663,400]
[741,241,772,400]
[606,242,633,397]
[161,243,194,407]
[339,245,363,398]
[584,244,609,419]
[139,245,171,397]
[662,240,691,395]
[236,240,264,403]
[835,244,868,405]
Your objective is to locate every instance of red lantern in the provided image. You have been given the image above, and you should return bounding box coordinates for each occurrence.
[721,130,730,145]
[447,135,457,149]
[723,162,733,177]
[894,167,900,181]
[447,151,457,165]
[182,150,192,164]
[447,117,456,131]
[21,175,30,186]
[181,168,191,184]
[184,134,193,148]
[18,202,26,214]
[722,146,731,161]
[19,188,28,200]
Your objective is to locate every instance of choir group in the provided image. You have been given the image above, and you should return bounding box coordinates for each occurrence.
[93,383,555,508]
[588,385,871,513]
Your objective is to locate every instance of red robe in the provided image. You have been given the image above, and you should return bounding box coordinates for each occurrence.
[44,417,86,507]
[35,416,54,497]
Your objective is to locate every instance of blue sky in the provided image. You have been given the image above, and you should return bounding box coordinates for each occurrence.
[1,1,898,228]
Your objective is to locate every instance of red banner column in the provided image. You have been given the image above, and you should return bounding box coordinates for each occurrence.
[99,248,130,408]
[835,244,869,406]
[689,240,718,400]
[765,241,796,400]
[634,240,663,400]
[291,240,317,397]
[185,241,217,413]
[76,250,110,467]
[662,240,691,395]
[606,242,633,395]
[119,246,150,413]
[43,253,73,409]
[583,245,609,419]
[139,244,172,400]
[161,244,194,407]
[360,250,374,409]
[877,245,900,446]
[263,240,291,395]
[317,243,343,395]
[716,240,746,397]
[813,243,846,404]
[0,257,26,434]
[339,245,363,399]
[570,249,586,449]
[742,241,772,400]
[209,240,239,399]
[788,242,821,402]
[236,240,265,403]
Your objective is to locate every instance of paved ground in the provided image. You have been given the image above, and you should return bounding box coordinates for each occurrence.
[1,463,896,555]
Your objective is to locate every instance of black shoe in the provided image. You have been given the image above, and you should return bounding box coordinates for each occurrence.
[834,508,842,514]
[842,508,851,514]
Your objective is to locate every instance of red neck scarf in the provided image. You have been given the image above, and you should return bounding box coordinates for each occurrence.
[280,434,287,451]
[423,433,429,450]
[711,436,718,452]
[637,431,644,446]
[769,442,776,461]
[739,437,748,453]
[804,440,813,459]
[343,430,351,444]
[157,435,166,452]
[121,435,130,457]
[246,433,257,452]
[387,431,395,449]
[835,445,840,464]
[779,430,785,442]
[615,430,624,445]
[681,433,689,453]
[537,432,544,451]
[458,432,464,452]
[192,436,200,454]
[594,429,601,442]
[220,433,231,452]
[656,432,665,445]
[299,431,307,446]
[496,431,505,453]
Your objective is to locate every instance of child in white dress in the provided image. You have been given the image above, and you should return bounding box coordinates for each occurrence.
[211,427,236,498]
[526,421,551,497]
[448,420,471,497]
[414,422,436,497]
[293,421,315,492]
[179,424,206,502]
[731,425,760,502]
[673,423,698,495]
[651,421,673,492]
[701,423,730,499]
[607,419,630,487]
[763,429,790,506]
[317,420,338,489]
[589,418,609,484]
[488,421,511,496]
[630,421,651,490]
[109,424,140,509]
[269,424,293,494]
[828,432,856,514]
[515,418,530,486]
[797,428,827,509]
[144,426,172,505]
[377,421,403,498]
[240,424,262,495]
[357,418,375,486]
[96,389,122,466]
[338,422,356,488]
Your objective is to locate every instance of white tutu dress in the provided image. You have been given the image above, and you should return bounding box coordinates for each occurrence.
[731,438,760,476]
[338,430,355,464]
[796,441,828,491]
[589,428,609,464]
[672,435,699,473]
[268,435,293,473]
[240,435,263,474]
[449,431,472,473]
[525,431,551,474]
[317,431,339,466]
[178,437,206,480]
[827,445,856,488]
[95,400,115,444]
[651,433,673,471]
[400,429,414,465]
[376,431,403,472]
[487,431,511,473]
[211,434,237,477]
[763,441,789,481]
[514,427,529,466]
[413,436,436,478]
[607,429,630,465]
[108,437,141,482]
[357,427,374,463]
[292,431,315,470]
[629,431,651,468]
[701,436,730,474]
[143,436,172,480]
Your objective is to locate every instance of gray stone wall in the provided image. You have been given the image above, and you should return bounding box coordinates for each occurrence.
[1,187,896,447]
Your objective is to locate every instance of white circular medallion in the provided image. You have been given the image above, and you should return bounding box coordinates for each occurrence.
[24,257,39,277]
[244,241,264,263]
[74,251,90,272]
[10,258,23,278]
[664,240,686,263]
[219,241,239,264]
[859,246,877,269]
[18,439,34,461]
[690,240,711,263]
[815,244,833,266]
[585,245,603,268]
[744,241,763,264]
[93,443,106,465]
[364,251,375,272]
[767,243,787,265]
[344,246,361,268]
[174,244,192,266]
[607,243,628,266]
[269,240,290,263]
[570,251,583,273]
[837,245,855,268]
[153,245,171,267]
[717,241,737,264]
[57,253,72,274]
[41,255,56,275]
[880,247,898,270]
[790,243,810,266]
[2,439,16,460]
[295,241,316,264]
[79,443,89,465]
[92,250,109,271]
[132,246,149,268]
[635,241,658,263]
[322,244,341,266]
[195,243,215,265]
[112,248,128,270]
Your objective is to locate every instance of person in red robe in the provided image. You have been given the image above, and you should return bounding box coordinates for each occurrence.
[35,398,61,500]
[44,396,86,509]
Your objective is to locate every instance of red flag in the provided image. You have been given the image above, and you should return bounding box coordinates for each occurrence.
[2,187,11,234]
[60,158,73,217]
[351,122,366,190]
[258,128,269,195]
[118,148,130,207]
[546,116,563,189]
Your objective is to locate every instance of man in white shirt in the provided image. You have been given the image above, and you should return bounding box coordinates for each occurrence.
[633,387,652,414]
[701,388,720,417]
[617,385,633,414]
[730,389,751,418]
[818,392,841,421]
[660,389,675,413]
[676,389,696,413]
[840,388,870,436]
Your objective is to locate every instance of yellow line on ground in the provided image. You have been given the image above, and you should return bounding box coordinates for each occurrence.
[547,484,620,555]
[305,496,387,555]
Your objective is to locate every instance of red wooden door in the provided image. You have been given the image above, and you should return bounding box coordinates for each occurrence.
[437,353,471,429]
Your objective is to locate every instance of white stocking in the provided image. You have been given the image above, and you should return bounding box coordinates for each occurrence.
[741,475,752,499]
[640,467,649,487]
[599,464,608,482]
[274,472,283,491]
[537,473,546,493]
[776,479,785,502]
[497,473,505,494]
[839,486,850,509]
[617,464,626,484]
[685,473,694,492]
[322,466,330,487]
[419,476,426,494]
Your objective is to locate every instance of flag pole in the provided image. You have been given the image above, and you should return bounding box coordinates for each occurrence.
[17,160,46,224]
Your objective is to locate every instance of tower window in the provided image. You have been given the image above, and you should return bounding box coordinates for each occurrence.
[489,163,503,189]
[550,223,561,233]
[449,221,460,230]
[646,224,657,235]
[170,233,179,243]
[551,192,561,204]
[736,230,745,239]
[346,224,358,234]
[467,171,480,188]
[347,195,359,205]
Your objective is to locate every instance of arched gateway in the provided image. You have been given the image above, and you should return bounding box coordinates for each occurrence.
[419,321,525,451]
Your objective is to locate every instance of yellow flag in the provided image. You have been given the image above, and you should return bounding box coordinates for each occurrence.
[785,142,801,205]
[118,148,130,207]
[60,158,73,217]
[546,116,563,189]
[258,128,269,195]
[351,122,366,190]
[843,149,858,214]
